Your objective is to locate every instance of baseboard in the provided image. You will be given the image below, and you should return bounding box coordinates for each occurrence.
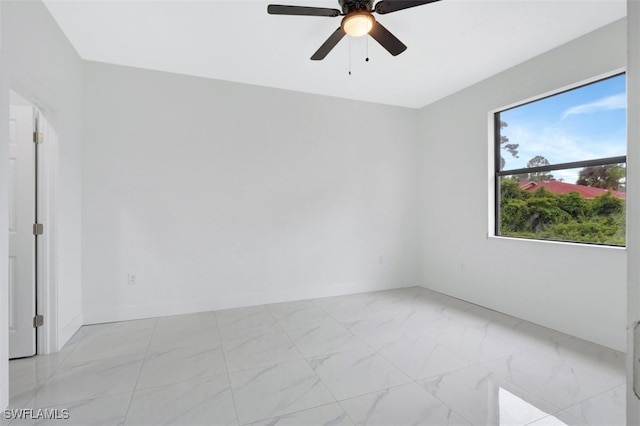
[82,282,415,325]
[57,312,83,350]
[417,283,624,352]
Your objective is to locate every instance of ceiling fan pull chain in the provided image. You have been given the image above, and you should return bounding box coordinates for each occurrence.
[366,36,369,62]
[348,37,352,75]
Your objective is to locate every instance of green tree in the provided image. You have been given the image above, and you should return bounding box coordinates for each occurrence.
[499,179,625,246]
[526,155,555,182]
[576,164,625,190]
[499,120,519,170]
[557,192,587,219]
[543,220,624,246]
[500,178,530,203]
[590,191,624,216]
[501,186,569,234]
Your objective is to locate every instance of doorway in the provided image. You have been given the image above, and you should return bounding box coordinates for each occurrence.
[8,90,57,359]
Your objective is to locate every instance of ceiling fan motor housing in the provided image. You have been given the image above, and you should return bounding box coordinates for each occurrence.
[339,0,374,14]
[267,0,433,59]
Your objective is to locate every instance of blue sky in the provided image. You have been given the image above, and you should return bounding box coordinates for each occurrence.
[499,73,626,183]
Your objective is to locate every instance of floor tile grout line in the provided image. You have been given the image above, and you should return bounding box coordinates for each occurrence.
[276,317,371,360]
[216,309,307,374]
[308,289,620,422]
[476,345,626,411]
[411,377,477,426]
[521,412,575,426]
[295,350,345,422]
[223,305,348,424]
[524,336,626,370]
[296,335,417,412]
[290,337,371,363]
[334,399,357,425]
[474,353,591,413]
[334,380,419,403]
[8,287,625,425]
[237,401,353,426]
[276,295,486,368]
[8,327,99,410]
[120,317,158,425]
[373,339,476,383]
[40,329,86,382]
[127,372,232,394]
[214,308,242,426]
[44,342,76,379]
[227,302,367,423]
[12,352,154,418]
[541,378,627,415]
[427,328,531,366]
[333,379,468,425]
[9,322,158,413]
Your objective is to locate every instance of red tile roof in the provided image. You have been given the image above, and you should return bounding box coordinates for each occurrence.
[519,181,626,199]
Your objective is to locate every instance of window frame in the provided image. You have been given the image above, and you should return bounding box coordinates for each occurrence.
[493,71,627,246]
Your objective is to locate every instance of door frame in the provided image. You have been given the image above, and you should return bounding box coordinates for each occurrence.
[628,0,640,422]
[35,111,59,354]
[8,88,59,355]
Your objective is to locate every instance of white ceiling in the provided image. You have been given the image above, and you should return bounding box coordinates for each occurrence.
[42,0,626,108]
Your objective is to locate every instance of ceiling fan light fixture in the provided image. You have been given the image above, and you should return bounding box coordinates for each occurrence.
[342,12,374,37]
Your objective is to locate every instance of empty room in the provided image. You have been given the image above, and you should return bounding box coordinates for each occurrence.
[1,0,639,424]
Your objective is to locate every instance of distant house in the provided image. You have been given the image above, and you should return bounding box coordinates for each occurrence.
[519,181,626,199]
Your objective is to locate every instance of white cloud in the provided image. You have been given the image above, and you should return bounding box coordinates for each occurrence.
[501,123,625,173]
[562,93,626,119]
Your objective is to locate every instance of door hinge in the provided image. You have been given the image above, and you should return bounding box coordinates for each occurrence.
[33,223,43,235]
[33,315,44,328]
[33,131,44,144]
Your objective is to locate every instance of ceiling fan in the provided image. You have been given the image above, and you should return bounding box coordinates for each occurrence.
[267,0,441,60]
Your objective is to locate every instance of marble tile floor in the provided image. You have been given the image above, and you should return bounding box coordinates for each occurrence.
[2,287,625,425]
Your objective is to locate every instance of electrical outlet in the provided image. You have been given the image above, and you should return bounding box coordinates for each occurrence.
[128,273,136,285]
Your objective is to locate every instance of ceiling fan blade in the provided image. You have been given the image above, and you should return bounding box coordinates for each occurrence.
[374,0,440,15]
[311,27,346,60]
[267,5,341,17]
[369,21,406,56]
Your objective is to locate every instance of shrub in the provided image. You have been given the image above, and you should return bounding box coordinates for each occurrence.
[500,184,625,245]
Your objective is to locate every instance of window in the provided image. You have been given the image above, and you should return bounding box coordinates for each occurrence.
[495,73,626,246]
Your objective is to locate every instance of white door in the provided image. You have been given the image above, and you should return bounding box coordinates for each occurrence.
[8,103,37,359]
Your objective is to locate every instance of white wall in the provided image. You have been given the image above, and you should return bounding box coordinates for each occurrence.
[0,0,83,407]
[417,19,627,351]
[0,0,5,411]
[627,0,640,421]
[81,62,420,323]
